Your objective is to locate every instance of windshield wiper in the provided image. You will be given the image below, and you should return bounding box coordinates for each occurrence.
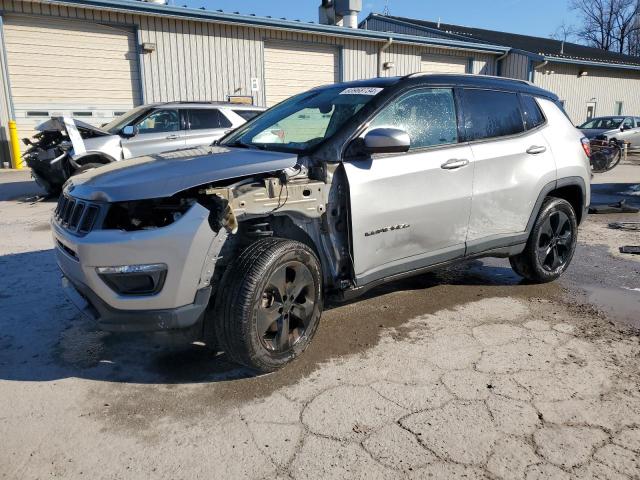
[225,140,266,150]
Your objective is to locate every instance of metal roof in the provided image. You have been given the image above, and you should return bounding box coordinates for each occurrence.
[49,0,509,54]
[366,13,640,69]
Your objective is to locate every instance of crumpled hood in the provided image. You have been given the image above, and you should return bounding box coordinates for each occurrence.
[36,117,110,136]
[66,145,298,202]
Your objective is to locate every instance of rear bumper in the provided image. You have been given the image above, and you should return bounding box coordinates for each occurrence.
[62,275,211,332]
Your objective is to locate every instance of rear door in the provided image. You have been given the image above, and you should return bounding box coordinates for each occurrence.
[462,90,556,253]
[344,87,474,285]
[121,108,185,158]
[183,108,232,148]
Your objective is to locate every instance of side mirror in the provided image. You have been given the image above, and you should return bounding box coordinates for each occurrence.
[121,125,138,138]
[620,126,627,132]
[363,128,411,154]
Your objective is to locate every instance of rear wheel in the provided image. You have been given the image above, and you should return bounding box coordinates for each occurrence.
[510,197,578,283]
[213,238,323,372]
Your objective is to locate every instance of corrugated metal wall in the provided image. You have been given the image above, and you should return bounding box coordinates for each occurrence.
[500,52,530,80]
[534,61,640,124]
[0,0,500,110]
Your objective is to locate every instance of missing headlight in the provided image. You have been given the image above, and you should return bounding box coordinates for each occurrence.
[103,197,195,231]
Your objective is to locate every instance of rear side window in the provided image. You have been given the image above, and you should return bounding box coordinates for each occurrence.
[233,109,262,121]
[462,89,525,141]
[187,109,232,130]
[370,88,458,150]
[521,95,545,130]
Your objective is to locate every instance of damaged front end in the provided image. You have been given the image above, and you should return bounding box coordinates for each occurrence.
[23,117,110,195]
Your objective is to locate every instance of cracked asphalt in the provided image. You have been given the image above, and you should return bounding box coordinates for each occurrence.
[1,164,639,479]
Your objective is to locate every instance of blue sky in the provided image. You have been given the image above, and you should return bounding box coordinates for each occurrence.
[180,0,574,39]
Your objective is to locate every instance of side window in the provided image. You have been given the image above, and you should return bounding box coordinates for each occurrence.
[521,95,546,130]
[462,89,525,141]
[369,88,458,150]
[188,109,232,130]
[137,109,179,133]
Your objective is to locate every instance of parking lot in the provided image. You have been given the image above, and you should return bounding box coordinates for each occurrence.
[1,161,640,479]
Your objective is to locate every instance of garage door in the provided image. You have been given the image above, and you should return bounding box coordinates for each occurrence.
[3,15,142,139]
[421,54,469,74]
[264,42,339,107]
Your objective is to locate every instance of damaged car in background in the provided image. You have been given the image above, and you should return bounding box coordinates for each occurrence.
[23,102,265,195]
[52,75,590,372]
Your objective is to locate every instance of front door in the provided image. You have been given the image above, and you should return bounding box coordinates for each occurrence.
[344,88,474,285]
[121,108,185,158]
[586,102,597,122]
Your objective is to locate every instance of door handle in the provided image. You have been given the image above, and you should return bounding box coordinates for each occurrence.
[441,158,469,170]
[166,134,179,140]
[526,145,547,155]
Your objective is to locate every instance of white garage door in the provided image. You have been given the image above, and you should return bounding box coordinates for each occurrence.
[264,42,339,107]
[421,54,469,74]
[3,15,142,139]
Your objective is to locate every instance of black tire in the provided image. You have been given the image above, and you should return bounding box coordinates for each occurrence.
[213,238,323,372]
[509,197,578,283]
[73,163,103,175]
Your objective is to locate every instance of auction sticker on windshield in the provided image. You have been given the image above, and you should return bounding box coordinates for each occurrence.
[340,87,384,95]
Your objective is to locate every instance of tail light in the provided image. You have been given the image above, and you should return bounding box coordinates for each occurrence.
[581,137,591,158]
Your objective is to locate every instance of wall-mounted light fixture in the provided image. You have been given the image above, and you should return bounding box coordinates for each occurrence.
[579,70,588,77]
[383,61,395,70]
[141,42,156,53]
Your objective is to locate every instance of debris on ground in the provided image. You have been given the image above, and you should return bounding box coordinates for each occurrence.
[609,222,640,231]
[619,246,640,254]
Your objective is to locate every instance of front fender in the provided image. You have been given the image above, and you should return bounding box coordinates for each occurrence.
[69,151,118,168]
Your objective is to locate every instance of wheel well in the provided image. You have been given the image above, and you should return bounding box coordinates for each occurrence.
[548,185,584,223]
[75,154,112,166]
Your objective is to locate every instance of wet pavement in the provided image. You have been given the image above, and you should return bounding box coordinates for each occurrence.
[0,167,639,479]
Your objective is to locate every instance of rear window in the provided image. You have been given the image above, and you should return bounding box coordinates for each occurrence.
[462,89,525,141]
[233,109,263,121]
[187,109,232,130]
[521,95,545,130]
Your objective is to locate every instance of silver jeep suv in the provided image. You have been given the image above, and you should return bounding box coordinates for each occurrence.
[52,74,591,372]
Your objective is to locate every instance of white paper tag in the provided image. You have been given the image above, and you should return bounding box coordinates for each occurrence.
[63,117,86,156]
[339,87,384,96]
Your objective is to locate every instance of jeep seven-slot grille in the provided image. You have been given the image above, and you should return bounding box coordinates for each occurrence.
[54,195,100,234]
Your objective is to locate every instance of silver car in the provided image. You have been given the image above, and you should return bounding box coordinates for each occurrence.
[52,75,591,372]
[24,102,265,194]
[579,116,640,146]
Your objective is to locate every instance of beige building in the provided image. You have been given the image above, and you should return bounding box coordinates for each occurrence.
[0,0,509,166]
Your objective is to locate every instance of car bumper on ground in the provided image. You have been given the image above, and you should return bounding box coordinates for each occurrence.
[52,202,218,332]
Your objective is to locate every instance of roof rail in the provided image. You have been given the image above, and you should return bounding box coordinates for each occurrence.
[406,72,533,86]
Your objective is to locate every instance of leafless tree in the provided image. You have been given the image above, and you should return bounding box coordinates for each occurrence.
[570,0,640,55]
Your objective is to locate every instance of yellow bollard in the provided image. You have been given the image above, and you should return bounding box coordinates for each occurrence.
[8,120,22,169]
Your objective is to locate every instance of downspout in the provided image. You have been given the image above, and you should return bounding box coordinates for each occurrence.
[531,60,549,83]
[378,37,393,78]
[495,49,510,77]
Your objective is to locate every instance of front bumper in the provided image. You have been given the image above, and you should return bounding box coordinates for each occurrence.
[61,275,211,332]
[53,202,221,332]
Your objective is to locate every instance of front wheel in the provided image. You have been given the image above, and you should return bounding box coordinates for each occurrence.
[213,238,323,372]
[510,197,578,283]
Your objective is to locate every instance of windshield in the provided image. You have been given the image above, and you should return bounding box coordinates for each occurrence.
[102,106,150,134]
[580,117,624,129]
[221,85,385,153]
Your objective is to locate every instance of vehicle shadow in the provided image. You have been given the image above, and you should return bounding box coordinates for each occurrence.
[0,248,523,385]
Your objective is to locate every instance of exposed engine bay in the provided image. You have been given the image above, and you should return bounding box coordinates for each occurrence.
[96,164,352,290]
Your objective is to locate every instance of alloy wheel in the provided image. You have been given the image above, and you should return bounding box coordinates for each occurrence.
[536,210,573,272]
[257,261,317,353]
